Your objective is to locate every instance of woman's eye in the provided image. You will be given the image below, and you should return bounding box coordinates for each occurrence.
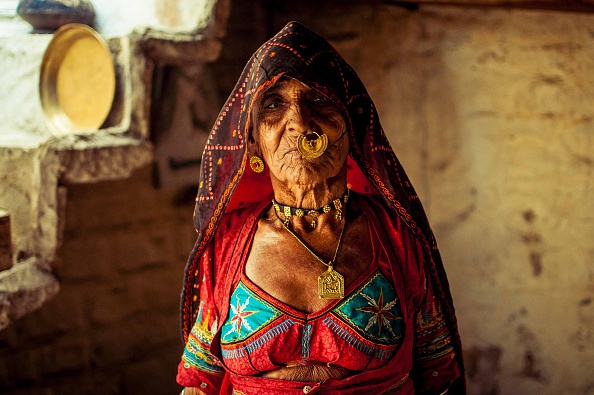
[263,98,283,110]
[312,95,327,104]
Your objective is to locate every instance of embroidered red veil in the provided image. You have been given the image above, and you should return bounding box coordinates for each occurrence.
[180,21,464,391]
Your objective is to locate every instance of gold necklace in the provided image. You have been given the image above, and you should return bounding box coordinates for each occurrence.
[272,189,349,228]
[276,209,347,300]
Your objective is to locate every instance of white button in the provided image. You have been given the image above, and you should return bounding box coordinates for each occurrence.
[201,382,207,388]
[303,385,312,393]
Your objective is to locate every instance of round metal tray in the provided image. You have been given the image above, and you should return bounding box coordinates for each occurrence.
[40,23,115,136]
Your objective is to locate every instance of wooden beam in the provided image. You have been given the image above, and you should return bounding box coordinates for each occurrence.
[387,0,594,13]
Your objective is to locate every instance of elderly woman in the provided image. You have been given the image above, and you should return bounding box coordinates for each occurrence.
[177,22,464,395]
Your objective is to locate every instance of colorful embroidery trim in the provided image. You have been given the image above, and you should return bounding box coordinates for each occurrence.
[414,297,455,363]
[221,318,296,359]
[182,303,224,374]
[322,316,397,360]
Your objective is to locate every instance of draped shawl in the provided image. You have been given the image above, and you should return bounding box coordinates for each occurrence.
[181,21,464,391]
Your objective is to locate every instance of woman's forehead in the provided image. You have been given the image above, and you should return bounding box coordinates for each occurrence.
[263,76,311,95]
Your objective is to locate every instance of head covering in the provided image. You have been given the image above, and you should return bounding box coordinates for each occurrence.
[181,21,464,386]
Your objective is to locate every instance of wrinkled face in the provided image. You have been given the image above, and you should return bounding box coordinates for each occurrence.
[252,77,349,187]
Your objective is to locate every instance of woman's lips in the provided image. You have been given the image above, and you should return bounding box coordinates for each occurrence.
[283,147,299,157]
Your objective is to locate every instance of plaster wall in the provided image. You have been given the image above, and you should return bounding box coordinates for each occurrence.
[348,7,594,395]
[0,166,192,394]
[94,0,221,35]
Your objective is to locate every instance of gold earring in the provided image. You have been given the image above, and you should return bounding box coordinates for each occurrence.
[250,155,265,173]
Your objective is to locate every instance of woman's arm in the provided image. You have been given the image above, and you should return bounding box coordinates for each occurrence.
[181,388,207,395]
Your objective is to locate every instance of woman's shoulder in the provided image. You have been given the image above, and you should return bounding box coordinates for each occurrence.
[353,191,420,239]
[216,199,271,235]
[350,190,390,215]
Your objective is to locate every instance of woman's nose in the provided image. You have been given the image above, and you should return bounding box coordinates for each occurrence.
[287,102,311,133]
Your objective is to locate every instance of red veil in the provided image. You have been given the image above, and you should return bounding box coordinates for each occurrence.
[180,21,465,391]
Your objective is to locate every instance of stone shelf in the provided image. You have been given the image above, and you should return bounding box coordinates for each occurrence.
[0,258,59,331]
[55,132,153,184]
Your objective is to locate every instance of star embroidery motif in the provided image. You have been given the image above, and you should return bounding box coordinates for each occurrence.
[357,287,400,337]
[224,295,257,337]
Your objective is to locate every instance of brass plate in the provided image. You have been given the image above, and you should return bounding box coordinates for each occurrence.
[40,23,115,136]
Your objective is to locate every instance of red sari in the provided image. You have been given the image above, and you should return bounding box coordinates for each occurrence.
[178,21,465,394]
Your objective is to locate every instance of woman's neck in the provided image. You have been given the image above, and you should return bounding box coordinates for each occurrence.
[270,175,348,210]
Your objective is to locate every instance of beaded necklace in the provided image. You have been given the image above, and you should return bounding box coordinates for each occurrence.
[272,189,350,228]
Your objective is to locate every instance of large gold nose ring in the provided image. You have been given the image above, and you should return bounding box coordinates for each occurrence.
[297,131,328,159]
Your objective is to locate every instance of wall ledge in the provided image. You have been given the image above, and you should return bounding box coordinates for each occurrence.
[54,132,154,184]
[0,258,59,331]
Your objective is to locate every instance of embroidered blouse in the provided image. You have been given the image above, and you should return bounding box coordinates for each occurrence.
[220,223,402,375]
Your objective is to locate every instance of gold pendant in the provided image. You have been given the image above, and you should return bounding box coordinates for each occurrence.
[297,133,328,159]
[318,265,344,299]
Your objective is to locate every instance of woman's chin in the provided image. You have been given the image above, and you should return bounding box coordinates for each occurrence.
[277,168,342,188]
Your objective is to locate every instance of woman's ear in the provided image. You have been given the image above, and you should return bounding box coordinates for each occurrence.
[247,128,259,156]
[247,122,261,154]
[248,124,256,144]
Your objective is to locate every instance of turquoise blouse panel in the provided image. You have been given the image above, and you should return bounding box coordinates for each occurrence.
[220,281,282,343]
[333,271,404,344]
